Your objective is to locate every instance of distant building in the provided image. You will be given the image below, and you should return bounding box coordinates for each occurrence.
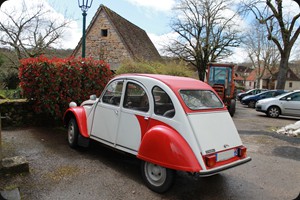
[234,65,254,88]
[234,64,300,90]
[73,4,161,70]
[261,68,300,90]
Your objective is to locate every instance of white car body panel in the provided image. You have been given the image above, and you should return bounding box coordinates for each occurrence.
[91,103,120,145]
[116,110,146,153]
[187,111,242,154]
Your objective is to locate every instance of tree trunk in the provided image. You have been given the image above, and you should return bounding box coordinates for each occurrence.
[198,65,206,81]
[276,55,289,89]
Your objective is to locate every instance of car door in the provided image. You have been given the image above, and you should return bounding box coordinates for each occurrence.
[281,92,300,116]
[90,79,124,146]
[115,81,151,154]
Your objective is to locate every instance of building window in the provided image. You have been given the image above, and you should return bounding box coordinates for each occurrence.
[289,82,293,88]
[101,29,108,37]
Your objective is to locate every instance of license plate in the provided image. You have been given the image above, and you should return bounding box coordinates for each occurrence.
[216,149,235,162]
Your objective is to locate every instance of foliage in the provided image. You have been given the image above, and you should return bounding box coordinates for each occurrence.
[116,59,157,74]
[156,60,195,78]
[0,53,4,66]
[1,72,19,89]
[19,56,113,119]
[116,59,195,78]
[0,89,21,99]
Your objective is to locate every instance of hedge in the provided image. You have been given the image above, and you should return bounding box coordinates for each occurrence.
[19,56,113,119]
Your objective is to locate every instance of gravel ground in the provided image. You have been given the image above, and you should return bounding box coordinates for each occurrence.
[0,102,299,200]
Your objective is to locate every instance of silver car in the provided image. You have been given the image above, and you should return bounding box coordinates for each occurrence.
[255,91,300,118]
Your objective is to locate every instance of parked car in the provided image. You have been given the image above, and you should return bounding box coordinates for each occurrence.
[241,90,288,108]
[237,88,268,101]
[256,90,300,118]
[63,74,251,193]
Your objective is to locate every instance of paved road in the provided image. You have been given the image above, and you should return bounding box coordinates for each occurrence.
[0,102,299,200]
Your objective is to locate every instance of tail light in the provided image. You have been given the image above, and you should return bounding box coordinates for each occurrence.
[205,155,216,167]
[238,146,247,158]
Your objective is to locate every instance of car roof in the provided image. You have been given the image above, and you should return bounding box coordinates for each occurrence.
[116,74,213,91]
[113,74,227,113]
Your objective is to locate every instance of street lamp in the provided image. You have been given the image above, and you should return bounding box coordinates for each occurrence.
[78,0,93,58]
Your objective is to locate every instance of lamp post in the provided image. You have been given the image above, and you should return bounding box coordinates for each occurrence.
[78,0,93,58]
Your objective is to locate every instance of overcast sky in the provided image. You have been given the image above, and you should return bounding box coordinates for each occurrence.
[1,0,299,63]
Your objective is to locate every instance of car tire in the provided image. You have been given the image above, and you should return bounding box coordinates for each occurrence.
[229,99,236,117]
[68,118,79,148]
[267,106,280,118]
[141,161,175,193]
[248,101,256,108]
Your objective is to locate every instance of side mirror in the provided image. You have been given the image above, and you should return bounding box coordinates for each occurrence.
[90,94,97,100]
[287,97,292,101]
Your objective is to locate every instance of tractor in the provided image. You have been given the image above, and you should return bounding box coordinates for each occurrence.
[206,63,236,116]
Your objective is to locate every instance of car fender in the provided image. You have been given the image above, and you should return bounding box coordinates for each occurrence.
[137,125,201,172]
[64,107,89,138]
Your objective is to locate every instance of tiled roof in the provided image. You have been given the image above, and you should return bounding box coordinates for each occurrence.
[246,67,300,81]
[271,68,300,81]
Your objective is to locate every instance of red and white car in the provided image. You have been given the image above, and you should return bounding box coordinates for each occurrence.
[63,74,251,193]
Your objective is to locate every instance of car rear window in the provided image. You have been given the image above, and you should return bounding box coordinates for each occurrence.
[179,90,223,110]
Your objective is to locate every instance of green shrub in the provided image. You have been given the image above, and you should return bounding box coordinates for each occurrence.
[156,60,194,77]
[116,59,195,78]
[19,56,113,119]
[116,60,157,74]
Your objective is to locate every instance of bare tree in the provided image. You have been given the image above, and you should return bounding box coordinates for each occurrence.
[242,0,300,89]
[163,0,242,81]
[244,20,280,88]
[0,1,71,69]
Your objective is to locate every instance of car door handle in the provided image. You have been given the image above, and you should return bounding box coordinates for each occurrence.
[114,110,118,115]
[144,116,149,120]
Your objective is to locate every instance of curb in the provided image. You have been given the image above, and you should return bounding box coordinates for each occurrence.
[0,156,29,174]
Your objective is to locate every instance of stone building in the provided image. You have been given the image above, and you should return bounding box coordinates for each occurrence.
[73,4,162,70]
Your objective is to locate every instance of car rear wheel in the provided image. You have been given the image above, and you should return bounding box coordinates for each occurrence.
[68,118,79,148]
[141,161,175,193]
[267,106,280,118]
[228,99,236,116]
[248,100,256,108]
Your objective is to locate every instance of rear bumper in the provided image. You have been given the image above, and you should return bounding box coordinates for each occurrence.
[198,157,252,176]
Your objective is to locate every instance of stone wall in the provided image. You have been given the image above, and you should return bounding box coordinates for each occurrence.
[75,11,132,70]
[0,100,34,127]
[0,100,60,128]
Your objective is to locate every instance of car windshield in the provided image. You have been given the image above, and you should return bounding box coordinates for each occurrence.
[180,90,223,110]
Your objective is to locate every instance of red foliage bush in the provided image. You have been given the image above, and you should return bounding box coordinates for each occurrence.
[19,56,113,119]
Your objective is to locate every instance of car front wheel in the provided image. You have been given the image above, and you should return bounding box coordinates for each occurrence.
[141,161,175,193]
[68,118,79,148]
[267,106,280,118]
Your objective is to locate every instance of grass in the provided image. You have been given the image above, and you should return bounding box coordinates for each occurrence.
[0,89,20,99]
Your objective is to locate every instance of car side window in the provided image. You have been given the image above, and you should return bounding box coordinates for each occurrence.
[289,92,300,101]
[102,80,123,106]
[123,82,149,112]
[152,86,175,118]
